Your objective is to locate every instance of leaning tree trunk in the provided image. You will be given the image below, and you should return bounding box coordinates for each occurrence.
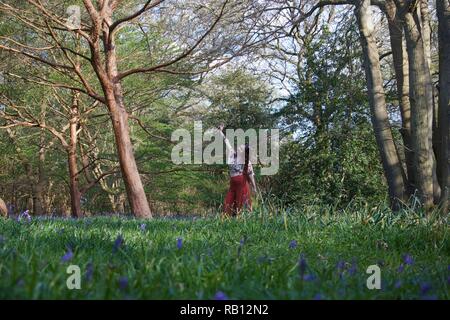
[107,91,152,218]
[385,0,415,196]
[68,93,82,218]
[90,7,152,218]
[355,0,408,210]
[437,0,450,213]
[402,5,435,210]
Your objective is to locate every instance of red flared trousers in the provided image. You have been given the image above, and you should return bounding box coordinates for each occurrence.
[224,174,252,216]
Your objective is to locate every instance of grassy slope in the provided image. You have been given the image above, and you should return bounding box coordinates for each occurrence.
[0,211,449,299]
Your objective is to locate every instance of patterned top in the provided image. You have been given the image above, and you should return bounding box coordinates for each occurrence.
[229,159,254,178]
[217,128,255,178]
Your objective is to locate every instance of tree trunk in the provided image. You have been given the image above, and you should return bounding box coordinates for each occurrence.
[0,197,7,218]
[109,100,151,218]
[402,5,435,209]
[355,0,408,210]
[33,133,47,215]
[419,0,441,203]
[437,0,450,213]
[95,9,152,218]
[68,93,82,218]
[116,193,126,214]
[385,0,415,196]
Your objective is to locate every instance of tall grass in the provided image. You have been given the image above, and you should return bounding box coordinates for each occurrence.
[0,202,448,299]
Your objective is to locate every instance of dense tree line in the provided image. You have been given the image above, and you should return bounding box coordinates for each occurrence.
[0,0,448,217]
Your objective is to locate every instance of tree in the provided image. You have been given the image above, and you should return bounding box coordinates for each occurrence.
[383,0,415,195]
[0,0,265,218]
[395,0,435,209]
[0,90,117,217]
[284,0,447,211]
[355,0,408,209]
[437,0,450,213]
[0,197,7,217]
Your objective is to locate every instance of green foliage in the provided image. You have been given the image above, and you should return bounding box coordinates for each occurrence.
[272,123,386,208]
[269,17,386,208]
[0,3,397,215]
[201,69,275,130]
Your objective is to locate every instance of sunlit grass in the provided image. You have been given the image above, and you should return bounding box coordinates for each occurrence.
[0,206,448,299]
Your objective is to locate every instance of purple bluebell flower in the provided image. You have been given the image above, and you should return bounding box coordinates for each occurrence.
[113,234,124,252]
[18,210,31,222]
[421,295,438,300]
[0,235,5,244]
[298,254,307,278]
[313,293,323,300]
[336,260,346,271]
[420,283,432,295]
[447,276,450,286]
[16,279,25,287]
[85,262,94,282]
[240,238,246,246]
[303,274,316,281]
[394,280,402,289]
[140,223,147,232]
[118,276,128,291]
[403,254,414,266]
[289,240,297,249]
[397,263,405,273]
[348,260,357,276]
[214,291,228,300]
[336,260,345,279]
[61,248,73,262]
[177,237,183,250]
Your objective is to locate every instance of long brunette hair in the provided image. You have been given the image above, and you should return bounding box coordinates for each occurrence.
[243,143,250,177]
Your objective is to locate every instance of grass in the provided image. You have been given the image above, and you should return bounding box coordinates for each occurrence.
[0,206,449,300]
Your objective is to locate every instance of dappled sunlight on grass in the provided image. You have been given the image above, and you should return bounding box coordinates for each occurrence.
[0,208,448,299]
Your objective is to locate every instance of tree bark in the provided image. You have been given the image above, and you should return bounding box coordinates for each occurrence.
[0,198,7,218]
[385,0,415,196]
[401,2,435,209]
[419,0,441,203]
[33,131,47,215]
[87,4,152,218]
[437,0,450,213]
[109,99,151,218]
[68,92,82,218]
[355,0,408,210]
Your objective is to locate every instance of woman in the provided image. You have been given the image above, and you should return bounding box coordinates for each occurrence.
[218,124,257,216]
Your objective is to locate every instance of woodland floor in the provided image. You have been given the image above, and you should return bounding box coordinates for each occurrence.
[0,212,449,299]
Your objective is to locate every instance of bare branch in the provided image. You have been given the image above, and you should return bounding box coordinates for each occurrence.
[117,0,229,80]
